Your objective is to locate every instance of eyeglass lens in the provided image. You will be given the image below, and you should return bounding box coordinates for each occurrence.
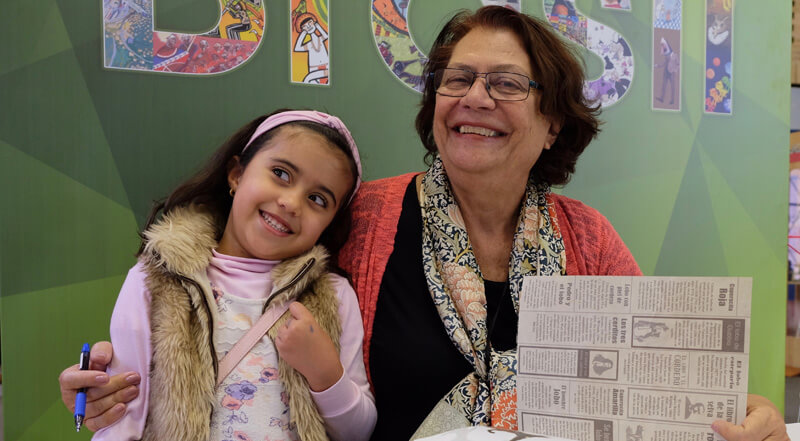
[435,68,531,101]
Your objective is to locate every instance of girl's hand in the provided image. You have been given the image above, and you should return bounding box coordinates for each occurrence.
[711,394,789,441]
[58,341,141,432]
[275,302,343,392]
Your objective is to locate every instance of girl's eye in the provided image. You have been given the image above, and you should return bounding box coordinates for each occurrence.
[309,194,327,208]
[272,168,290,182]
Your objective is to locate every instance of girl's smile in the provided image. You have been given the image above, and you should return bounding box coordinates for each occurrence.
[260,210,292,235]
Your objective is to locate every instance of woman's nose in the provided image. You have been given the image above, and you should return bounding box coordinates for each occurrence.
[461,76,496,109]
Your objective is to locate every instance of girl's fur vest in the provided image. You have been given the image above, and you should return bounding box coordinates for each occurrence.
[139,205,341,441]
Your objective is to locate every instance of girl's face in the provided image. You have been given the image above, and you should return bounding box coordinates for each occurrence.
[219,126,354,261]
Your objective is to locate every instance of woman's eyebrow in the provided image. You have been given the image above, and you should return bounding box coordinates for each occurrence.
[447,62,529,75]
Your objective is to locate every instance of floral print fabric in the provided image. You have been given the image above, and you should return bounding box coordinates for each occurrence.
[419,157,566,429]
[209,283,299,441]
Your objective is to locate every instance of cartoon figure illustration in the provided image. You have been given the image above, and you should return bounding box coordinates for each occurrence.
[293,12,330,84]
[602,0,631,9]
[654,37,679,105]
[592,354,615,375]
[103,0,152,69]
[705,0,732,113]
[614,36,632,58]
[707,14,730,45]
[153,33,185,64]
[615,78,631,100]
[684,397,706,419]
[551,0,577,17]
[392,57,423,87]
[655,0,681,24]
[633,320,670,342]
[377,41,394,66]
[218,0,263,40]
[626,425,644,441]
[224,2,250,39]
[584,77,616,103]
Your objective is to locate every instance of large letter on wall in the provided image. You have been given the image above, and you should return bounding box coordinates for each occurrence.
[704,0,733,114]
[372,1,521,92]
[102,0,265,74]
[371,0,427,92]
[544,0,633,107]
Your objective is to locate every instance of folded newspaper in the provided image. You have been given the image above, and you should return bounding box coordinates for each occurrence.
[517,276,751,441]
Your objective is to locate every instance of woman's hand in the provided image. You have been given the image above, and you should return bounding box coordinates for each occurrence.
[712,394,789,441]
[58,341,141,432]
[275,302,343,392]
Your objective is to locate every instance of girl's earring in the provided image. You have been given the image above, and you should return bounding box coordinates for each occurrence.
[229,188,235,197]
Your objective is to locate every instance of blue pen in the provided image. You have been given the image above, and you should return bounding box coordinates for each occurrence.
[74,343,90,432]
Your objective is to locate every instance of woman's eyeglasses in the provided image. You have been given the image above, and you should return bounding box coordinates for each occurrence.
[431,68,543,101]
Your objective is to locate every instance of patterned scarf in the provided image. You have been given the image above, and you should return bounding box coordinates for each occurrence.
[419,157,567,429]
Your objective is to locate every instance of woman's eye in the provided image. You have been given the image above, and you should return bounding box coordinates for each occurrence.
[492,77,524,91]
[445,75,471,86]
[272,168,290,181]
[309,194,327,208]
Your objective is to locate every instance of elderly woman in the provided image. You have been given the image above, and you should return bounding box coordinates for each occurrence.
[60,6,787,441]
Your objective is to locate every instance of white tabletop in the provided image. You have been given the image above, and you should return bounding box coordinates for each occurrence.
[787,423,800,441]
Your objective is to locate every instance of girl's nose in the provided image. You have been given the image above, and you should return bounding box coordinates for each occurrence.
[277,191,302,216]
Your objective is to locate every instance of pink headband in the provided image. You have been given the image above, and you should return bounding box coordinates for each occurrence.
[242,110,362,204]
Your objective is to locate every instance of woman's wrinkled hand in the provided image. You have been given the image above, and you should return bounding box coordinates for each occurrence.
[712,394,789,441]
[58,341,141,432]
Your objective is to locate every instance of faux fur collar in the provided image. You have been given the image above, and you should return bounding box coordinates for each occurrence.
[142,204,330,295]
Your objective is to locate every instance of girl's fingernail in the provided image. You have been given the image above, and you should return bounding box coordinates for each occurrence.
[125,374,140,384]
[96,375,109,383]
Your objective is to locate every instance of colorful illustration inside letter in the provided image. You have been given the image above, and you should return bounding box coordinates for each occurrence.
[655,37,679,105]
[293,8,329,84]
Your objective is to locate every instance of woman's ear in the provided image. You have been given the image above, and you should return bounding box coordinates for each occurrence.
[543,119,563,150]
[227,156,243,192]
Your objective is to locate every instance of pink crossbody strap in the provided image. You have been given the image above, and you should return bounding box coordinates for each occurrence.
[216,302,290,387]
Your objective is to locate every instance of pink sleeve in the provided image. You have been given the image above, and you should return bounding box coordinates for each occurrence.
[309,275,377,441]
[92,262,152,441]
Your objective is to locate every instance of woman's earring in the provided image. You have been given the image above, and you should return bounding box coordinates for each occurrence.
[229,188,235,197]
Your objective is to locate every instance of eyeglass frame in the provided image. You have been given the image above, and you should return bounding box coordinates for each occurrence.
[429,67,544,102]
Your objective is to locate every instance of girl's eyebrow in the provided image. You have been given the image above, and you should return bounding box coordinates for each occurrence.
[273,158,339,207]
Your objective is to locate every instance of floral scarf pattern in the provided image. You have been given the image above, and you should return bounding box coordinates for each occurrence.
[420,157,566,429]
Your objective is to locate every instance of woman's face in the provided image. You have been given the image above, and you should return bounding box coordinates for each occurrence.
[432,27,559,182]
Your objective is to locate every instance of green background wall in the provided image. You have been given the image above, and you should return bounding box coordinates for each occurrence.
[0,0,790,439]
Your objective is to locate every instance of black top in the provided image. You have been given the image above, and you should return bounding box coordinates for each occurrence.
[368,180,518,441]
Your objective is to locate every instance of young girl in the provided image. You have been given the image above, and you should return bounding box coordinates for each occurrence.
[93,110,376,441]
